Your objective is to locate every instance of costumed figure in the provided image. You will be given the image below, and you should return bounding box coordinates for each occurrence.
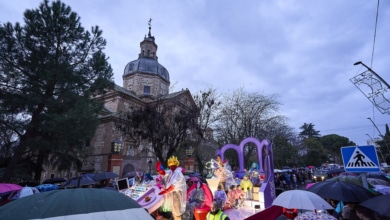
[212,155,236,191]
[234,185,245,208]
[143,173,154,185]
[249,162,261,186]
[135,170,144,185]
[239,175,253,200]
[155,161,166,189]
[188,181,205,207]
[158,156,187,220]
[227,185,237,209]
[186,181,205,219]
[213,185,227,210]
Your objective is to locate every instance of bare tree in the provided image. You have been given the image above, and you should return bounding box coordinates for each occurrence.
[192,87,221,173]
[214,87,287,168]
[116,98,201,167]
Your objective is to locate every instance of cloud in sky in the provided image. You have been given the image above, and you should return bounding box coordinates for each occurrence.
[1,0,389,147]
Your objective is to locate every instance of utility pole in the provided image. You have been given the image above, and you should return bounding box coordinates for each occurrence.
[367,117,390,154]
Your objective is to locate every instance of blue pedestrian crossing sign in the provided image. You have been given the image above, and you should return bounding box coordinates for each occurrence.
[341,145,380,172]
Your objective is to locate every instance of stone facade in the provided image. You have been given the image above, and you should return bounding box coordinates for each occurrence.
[40,24,200,183]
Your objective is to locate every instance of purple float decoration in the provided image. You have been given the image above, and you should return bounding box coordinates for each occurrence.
[215,137,276,209]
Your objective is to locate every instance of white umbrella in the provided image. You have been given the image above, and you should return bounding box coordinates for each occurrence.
[9,186,39,200]
[272,189,333,211]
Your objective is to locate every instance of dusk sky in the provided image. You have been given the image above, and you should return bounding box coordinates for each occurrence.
[1,0,389,147]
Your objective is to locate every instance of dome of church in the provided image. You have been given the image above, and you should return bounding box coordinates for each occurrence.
[123,57,170,82]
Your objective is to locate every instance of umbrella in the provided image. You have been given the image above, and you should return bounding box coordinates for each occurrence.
[188,176,201,182]
[327,175,363,186]
[245,205,283,220]
[123,171,136,178]
[272,189,333,211]
[189,172,201,177]
[307,180,375,203]
[306,183,316,189]
[365,172,390,181]
[62,175,96,188]
[359,194,390,217]
[0,184,22,194]
[35,184,59,192]
[365,172,390,186]
[94,171,119,181]
[8,186,40,200]
[0,188,153,220]
[338,172,357,176]
[42,177,67,184]
[295,211,337,220]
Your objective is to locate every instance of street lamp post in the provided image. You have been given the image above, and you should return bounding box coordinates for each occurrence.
[185,145,194,157]
[108,139,123,178]
[366,134,385,163]
[367,117,390,154]
[111,139,123,154]
[185,145,195,172]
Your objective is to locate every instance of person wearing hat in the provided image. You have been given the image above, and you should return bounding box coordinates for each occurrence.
[158,156,187,220]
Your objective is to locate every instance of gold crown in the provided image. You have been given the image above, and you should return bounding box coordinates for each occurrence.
[167,156,180,167]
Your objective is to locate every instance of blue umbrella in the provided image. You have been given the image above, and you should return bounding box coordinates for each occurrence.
[62,176,96,188]
[359,194,390,217]
[35,184,59,192]
[94,171,119,181]
[42,177,67,184]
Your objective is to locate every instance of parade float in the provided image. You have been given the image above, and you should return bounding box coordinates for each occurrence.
[115,137,275,219]
[117,177,164,213]
[211,137,276,209]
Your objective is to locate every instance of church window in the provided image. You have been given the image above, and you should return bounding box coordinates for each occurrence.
[144,85,151,95]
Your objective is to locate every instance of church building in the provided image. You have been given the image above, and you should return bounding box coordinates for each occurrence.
[42,23,197,181]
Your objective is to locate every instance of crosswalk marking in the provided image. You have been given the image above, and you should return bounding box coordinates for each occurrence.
[345,147,379,168]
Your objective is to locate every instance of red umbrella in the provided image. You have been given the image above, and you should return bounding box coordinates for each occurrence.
[0,183,22,193]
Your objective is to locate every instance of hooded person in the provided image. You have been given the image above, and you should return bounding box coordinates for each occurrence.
[206,201,230,220]
[240,174,253,200]
[158,156,187,220]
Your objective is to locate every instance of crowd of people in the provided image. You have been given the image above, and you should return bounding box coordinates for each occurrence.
[274,169,313,189]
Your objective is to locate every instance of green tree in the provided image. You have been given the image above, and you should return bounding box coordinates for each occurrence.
[303,138,327,166]
[376,124,390,164]
[320,134,355,165]
[299,123,320,139]
[0,0,114,182]
[272,134,298,168]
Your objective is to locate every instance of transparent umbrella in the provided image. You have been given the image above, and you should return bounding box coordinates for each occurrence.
[272,189,333,211]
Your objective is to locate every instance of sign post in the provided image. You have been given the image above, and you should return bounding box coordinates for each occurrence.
[341,145,380,189]
[341,145,380,173]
